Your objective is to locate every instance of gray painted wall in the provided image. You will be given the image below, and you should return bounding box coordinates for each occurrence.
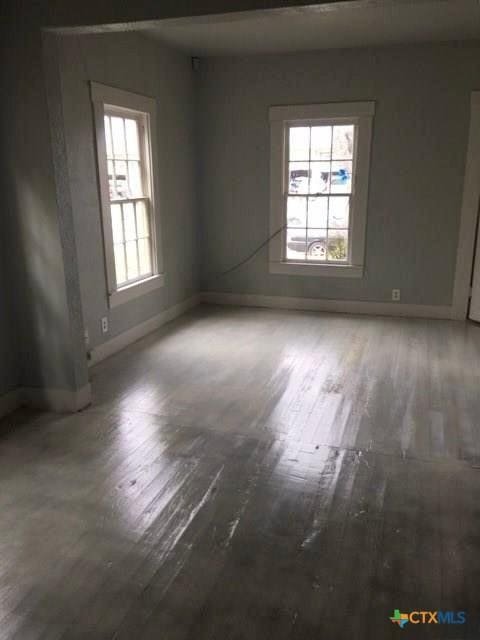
[1,19,89,393]
[0,22,18,396]
[58,32,199,349]
[1,0,478,401]
[2,0,278,400]
[199,42,480,306]
[0,238,17,396]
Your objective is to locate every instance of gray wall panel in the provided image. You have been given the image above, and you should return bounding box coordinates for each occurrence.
[58,32,199,349]
[198,43,480,305]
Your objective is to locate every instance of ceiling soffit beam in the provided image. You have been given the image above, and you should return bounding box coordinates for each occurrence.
[43,0,449,33]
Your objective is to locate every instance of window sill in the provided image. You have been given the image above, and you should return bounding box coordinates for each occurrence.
[269,262,363,278]
[109,273,165,308]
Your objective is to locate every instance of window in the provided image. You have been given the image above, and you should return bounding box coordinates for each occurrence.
[91,83,164,307]
[269,102,374,278]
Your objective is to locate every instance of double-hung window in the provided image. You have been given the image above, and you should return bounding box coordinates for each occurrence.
[269,102,374,278]
[91,83,164,307]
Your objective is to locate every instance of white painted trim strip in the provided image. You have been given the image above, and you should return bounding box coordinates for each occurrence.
[90,82,156,113]
[0,384,92,418]
[451,91,480,320]
[269,101,375,121]
[269,262,363,278]
[21,384,92,413]
[109,273,165,308]
[89,294,201,366]
[201,292,453,320]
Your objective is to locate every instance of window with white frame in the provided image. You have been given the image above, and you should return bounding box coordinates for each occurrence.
[269,102,374,278]
[91,83,164,307]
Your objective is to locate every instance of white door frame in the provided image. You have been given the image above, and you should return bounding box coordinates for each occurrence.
[451,91,480,320]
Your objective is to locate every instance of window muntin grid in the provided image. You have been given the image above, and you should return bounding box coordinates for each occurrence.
[285,124,355,264]
[104,112,153,287]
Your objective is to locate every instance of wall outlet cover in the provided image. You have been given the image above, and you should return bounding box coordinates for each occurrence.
[392,289,401,302]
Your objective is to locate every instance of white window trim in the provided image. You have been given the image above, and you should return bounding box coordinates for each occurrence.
[91,82,165,308]
[269,101,375,278]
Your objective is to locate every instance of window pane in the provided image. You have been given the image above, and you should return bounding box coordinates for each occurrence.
[128,161,142,197]
[102,107,156,289]
[289,127,310,161]
[111,204,123,244]
[288,162,309,194]
[306,229,327,261]
[287,197,307,227]
[104,116,113,158]
[126,241,139,279]
[328,196,350,229]
[286,228,306,260]
[111,117,126,158]
[125,119,140,159]
[311,126,332,160]
[114,161,128,198]
[330,161,352,193]
[135,201,150,238]
[332,125,354,160]
[307,197,328,228]
[114,245,127,286]
[327,230,348,261]
[108,160,116,199]
[123,202,136,241]
[310,162,330,194]
[138,238,152,276]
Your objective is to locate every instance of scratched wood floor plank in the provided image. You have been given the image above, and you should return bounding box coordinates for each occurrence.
[1,304,480,639]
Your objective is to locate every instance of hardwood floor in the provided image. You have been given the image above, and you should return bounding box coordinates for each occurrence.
[1,304,480,639]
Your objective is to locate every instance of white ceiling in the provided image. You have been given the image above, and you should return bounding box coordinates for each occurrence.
[141,0,480,56]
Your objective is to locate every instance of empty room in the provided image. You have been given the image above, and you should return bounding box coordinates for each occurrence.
[2,0,480,637]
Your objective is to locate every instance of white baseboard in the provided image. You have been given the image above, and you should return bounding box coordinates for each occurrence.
[89,294,201,366]
[0,291,452,422]
[201,291,454,320]
[0,388,21,419]
[0,383,92,418]
[21,383,92,413]
[0,295,200,418]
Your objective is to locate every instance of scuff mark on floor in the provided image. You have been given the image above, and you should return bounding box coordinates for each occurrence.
[222,444,266,548]
[226,517,241,544]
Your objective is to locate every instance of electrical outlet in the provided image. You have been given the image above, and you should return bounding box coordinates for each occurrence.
[101,317,109,334]
[391,289,401,302]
